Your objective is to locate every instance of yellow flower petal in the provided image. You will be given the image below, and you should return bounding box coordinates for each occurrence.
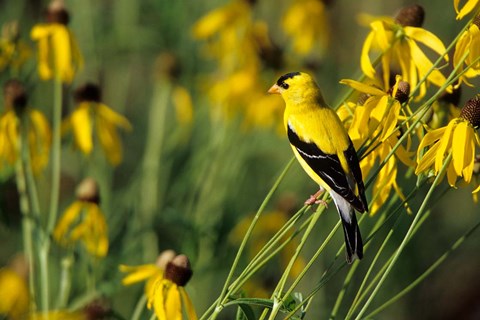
[119,264,160,286]
[53,201,84,245]
[360,32,376,79]
[180,287,198,320]
[96,116,122,166]
[70,103,93,154]
[339,79,386,96]
[435,120,456,174]
[172,86,194,125]
[416,141,441,175]
[452,120,469,176]
[405,27,448,61]
[164,283,182,320]
[455,0,480,19]
[447,160,457,187]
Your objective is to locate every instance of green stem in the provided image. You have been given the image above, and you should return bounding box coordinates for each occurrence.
[131,294,147,320]
[353,154,451,320]
[57,254,74,308]
[208,158,295,320]
[15,115,37,312]
[267,206,323,320]
[365,219,480,318]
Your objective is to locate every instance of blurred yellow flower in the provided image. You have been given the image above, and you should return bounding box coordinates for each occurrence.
[30,3,82,83]
[172,86,194,126]
[454,0,480,19]
[0,21,32,73]
[453,19,480,86]
[360,5,449,100]
[282,0,330,56]
[0,80,51,173]
[29,310,86,320]
[193,0,283,129]
[148,255,197,320]
[119,249,176,302]
[53,178,109,257]
[416,96,480,187]
[62,83,132,166]
[0,266,29,320]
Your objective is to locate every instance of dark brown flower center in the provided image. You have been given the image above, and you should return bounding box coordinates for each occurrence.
[3,79,27,113]
[394,4,425,27]
[74,83,102,104]
[164,255,192,287]
[76,178,101,204]
[460,95,480,128]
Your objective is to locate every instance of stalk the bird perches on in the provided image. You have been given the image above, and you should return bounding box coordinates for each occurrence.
[269,72,368,263]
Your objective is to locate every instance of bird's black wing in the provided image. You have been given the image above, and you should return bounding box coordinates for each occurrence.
[287,125,365,212]
[344,140,368,212]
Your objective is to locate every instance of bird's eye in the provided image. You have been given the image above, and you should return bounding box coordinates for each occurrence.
[279,82,289,89]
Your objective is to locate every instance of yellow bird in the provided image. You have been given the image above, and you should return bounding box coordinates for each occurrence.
[268,72,367,263]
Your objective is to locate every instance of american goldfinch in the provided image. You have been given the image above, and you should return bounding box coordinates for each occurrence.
[268,72,367,263]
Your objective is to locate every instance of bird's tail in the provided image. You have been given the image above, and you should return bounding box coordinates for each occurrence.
[330,191,363,264]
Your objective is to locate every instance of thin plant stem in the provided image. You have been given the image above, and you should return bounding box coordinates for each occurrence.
[365,219,480,318]
[208,158,295,320]
[57,254,74,309]
[267,206,323,320]
[131,294,147,320]
[353,154,451,320]
[15,115,37,311]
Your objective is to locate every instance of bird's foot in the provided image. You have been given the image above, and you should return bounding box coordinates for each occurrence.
[304,189,327,207]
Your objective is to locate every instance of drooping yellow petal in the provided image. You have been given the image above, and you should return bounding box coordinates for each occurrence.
[96,103,132,130]
[51,25,74,83]
[405,27,448,61]
[452,120,469,176]
[408,39,448,89]
[339,79,385,96]
[53,201,84,245]
[360,32,376,79]
[455,0,480,19]
[95,116,122,166]
[165,283,182,320]
[172,86,194,125]
[416,141,441,174]
[69,103,93,154]
[446,159,457,187]
[152,280,168,320]
[435,120,456,174]
[119,264,161,286]
[179,287,198,320]
[462,125,475,182]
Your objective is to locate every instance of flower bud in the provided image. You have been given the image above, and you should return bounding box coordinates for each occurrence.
[3,79,27,113]
[394,4,425,27]
[164,254,192,287]
[76,178,100,204]
[74,83,102,104]
[460,95,480,128]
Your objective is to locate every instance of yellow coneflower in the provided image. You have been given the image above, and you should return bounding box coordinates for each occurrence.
[149,254,197,320]
[53,178,109,258]
[416,96,480,187]
[30,0,83,83]
[339,77,414,214]
[119,250,176,301]
[454,0,480,20]
[361,5,450,99]
[281,0,330,57]
[0,79,51,173]
[453,16,480,86]
[62,83,132,166]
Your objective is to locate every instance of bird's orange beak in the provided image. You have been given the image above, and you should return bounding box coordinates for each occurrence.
[268,84,281,94]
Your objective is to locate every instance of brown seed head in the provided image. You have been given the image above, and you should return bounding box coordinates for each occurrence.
[74,83,102,104]
[460,95,480,127]
[46,0,70,25]
[392,81,410,104]
[394,4,425,27]
[155,52,181,80]
[3,79,27,113]
[76,177,100,204]
[473,15,480,28]
[164,254,192,286]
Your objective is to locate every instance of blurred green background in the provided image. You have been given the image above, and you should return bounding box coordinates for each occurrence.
[1,0,479,319]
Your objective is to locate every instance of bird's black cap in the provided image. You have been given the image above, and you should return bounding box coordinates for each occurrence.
[277,72,300,89]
